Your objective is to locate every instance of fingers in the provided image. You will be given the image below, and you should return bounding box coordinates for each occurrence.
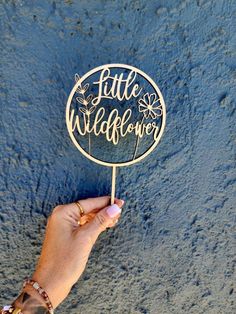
[78,198,124,226]
[79,196,111,214]
[79,196,124,214]
[84,203,123,243]
[79,212,96,226]
[51,196,124,228]
[114,198,124,208]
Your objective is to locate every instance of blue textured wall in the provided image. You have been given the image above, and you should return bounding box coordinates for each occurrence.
[0,1,235,313]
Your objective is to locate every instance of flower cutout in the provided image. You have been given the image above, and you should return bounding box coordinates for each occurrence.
[138,93,162,119]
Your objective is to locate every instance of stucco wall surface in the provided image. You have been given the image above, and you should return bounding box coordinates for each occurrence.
[0,1,235,313]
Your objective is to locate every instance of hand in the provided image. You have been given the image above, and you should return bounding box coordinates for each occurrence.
[29,196,124,309]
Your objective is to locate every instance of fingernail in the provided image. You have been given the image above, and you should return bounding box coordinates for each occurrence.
[119,199,125,206]
[106,204,122,218]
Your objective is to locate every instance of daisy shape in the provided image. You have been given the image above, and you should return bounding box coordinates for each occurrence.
[138,93,162,119]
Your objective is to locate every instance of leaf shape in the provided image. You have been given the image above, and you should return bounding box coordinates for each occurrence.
[89,106,96,114]
[79,107,87,114]
[82,83,89,92]
[76,97,85,105]
[86,94,93,104]
[75,73,80,82]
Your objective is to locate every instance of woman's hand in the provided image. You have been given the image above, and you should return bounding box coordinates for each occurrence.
[30,196,124,309]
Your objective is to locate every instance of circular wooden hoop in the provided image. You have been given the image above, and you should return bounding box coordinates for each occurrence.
[66,63,166,168]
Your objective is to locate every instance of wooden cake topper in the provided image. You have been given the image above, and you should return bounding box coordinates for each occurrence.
[66,64,166,204]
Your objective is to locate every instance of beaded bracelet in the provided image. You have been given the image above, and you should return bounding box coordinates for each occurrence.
[23,278,54,314]
[1,305,23,313]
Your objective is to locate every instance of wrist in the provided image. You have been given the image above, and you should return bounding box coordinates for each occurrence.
[13,286,50,314]
[32,271,72,309]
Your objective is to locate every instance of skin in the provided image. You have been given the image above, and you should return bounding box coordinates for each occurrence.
[11,196,124,312]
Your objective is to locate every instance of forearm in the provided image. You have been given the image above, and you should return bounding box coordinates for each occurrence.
[1,197,123,313]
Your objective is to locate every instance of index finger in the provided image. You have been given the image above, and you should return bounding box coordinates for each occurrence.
[79,196,124,214]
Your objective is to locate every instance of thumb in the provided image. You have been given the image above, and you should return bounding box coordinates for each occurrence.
[85,204,122,243]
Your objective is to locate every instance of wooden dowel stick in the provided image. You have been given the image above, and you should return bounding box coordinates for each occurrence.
[111,166,116,205]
